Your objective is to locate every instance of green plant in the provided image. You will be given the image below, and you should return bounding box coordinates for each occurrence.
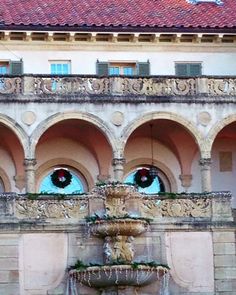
[85,214,153,224]
[27,193,39,200]
[70,259,170,271]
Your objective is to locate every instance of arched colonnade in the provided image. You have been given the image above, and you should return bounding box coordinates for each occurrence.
[0,111,235,196]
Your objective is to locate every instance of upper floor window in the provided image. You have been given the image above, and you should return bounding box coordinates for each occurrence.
[96,60,150,76]
[0,62,9,75]
[0,60,23,75]
[175,62,202,76]
[187,0,223,5]
[50,61,71,75]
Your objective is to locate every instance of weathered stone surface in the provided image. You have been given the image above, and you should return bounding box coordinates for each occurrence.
[214,243,236,255]
[0,246,18,257]
[215,268,236,280]
[0,258,18,270]
[0,235,19,246]
[215,279,236,292]
[215,255,236,267]
[213,232,236,243]
[0,283,19,295]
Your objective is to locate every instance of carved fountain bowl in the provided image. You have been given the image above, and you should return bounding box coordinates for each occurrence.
[98,184,137,198]
[69,265,169,288]
[89,219,149,237]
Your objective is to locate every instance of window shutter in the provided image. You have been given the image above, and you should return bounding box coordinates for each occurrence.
[10,60,23,75]
[96,61,109,76]
[189,63,202,76]
[136,62,150,76]
[175,64,188,76]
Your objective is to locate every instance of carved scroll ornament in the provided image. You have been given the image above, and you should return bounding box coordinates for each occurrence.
[0,78,22,94]
[15,199,88,219]
[140,198,211,218]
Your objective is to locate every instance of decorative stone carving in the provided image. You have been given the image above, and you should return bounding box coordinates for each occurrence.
[0,77,22,94]
[21,111,36,126]
[140,198,211,218]
[111,111,124,126]
[3,76,236,98]
[104,236,134,263]
[34,77,110,95]
[105,197,127,217]
[199,158,212,167]
[208,78,236,95]
[197,111,211,126]
[33,76,196,96]
[15,198,88,219]
[123,77,196,96]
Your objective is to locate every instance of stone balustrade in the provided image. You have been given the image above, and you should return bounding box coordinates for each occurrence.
[0,192,233,225]
[0,76,236,100]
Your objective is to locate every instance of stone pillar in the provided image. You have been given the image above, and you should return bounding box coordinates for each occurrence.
[24,158,37,193]
[199,158,212,192]
[179,174,192,192]
[112,158,125,182]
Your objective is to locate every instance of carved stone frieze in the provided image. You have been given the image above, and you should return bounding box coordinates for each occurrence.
[0,77,22,94]
[208,78,236,95]
[15,198,88,219]
[34,77,110,95]
[122,77,196,96]
[2,76,236,98]
[140,198,211,218]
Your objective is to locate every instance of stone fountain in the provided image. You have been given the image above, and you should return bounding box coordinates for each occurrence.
[68,184,169,294]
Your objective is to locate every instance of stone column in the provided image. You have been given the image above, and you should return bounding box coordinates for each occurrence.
[199,158,212,192]
[24,158,37,193]
[112,158,125,182]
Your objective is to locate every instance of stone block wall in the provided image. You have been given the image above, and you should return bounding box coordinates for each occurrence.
[0,234,19,295]
[213,232,236,295]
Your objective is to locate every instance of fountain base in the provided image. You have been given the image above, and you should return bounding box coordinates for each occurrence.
[69,265,169,288]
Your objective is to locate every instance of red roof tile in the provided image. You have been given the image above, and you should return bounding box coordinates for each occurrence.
[0,0,235,31]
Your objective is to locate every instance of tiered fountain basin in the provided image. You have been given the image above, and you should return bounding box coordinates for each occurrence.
[98,184,137,198]
[69,264,169,288]
[89,218,149,237]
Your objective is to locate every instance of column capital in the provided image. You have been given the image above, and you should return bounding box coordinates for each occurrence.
[199,158,212,167]
[24,158,37,167]
[112,158,126,166]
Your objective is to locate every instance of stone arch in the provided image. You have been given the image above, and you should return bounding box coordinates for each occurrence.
[206,114,236,156]
[36,158,94,192]
[121,112,203,156]
[124,158,178,192]
[0,114,28,157]
[30,112,117,158]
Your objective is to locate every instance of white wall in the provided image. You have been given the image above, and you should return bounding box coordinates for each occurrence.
[0,47,236,75]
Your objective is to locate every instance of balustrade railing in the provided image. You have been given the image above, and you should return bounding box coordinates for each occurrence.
[0,192,233,223]
[0,75,236,98]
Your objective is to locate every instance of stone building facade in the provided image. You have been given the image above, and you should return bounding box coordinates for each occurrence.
[0,0,235,294]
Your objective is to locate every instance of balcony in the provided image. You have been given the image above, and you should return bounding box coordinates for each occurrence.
[0,192,233,231]
[0,75,236,102]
